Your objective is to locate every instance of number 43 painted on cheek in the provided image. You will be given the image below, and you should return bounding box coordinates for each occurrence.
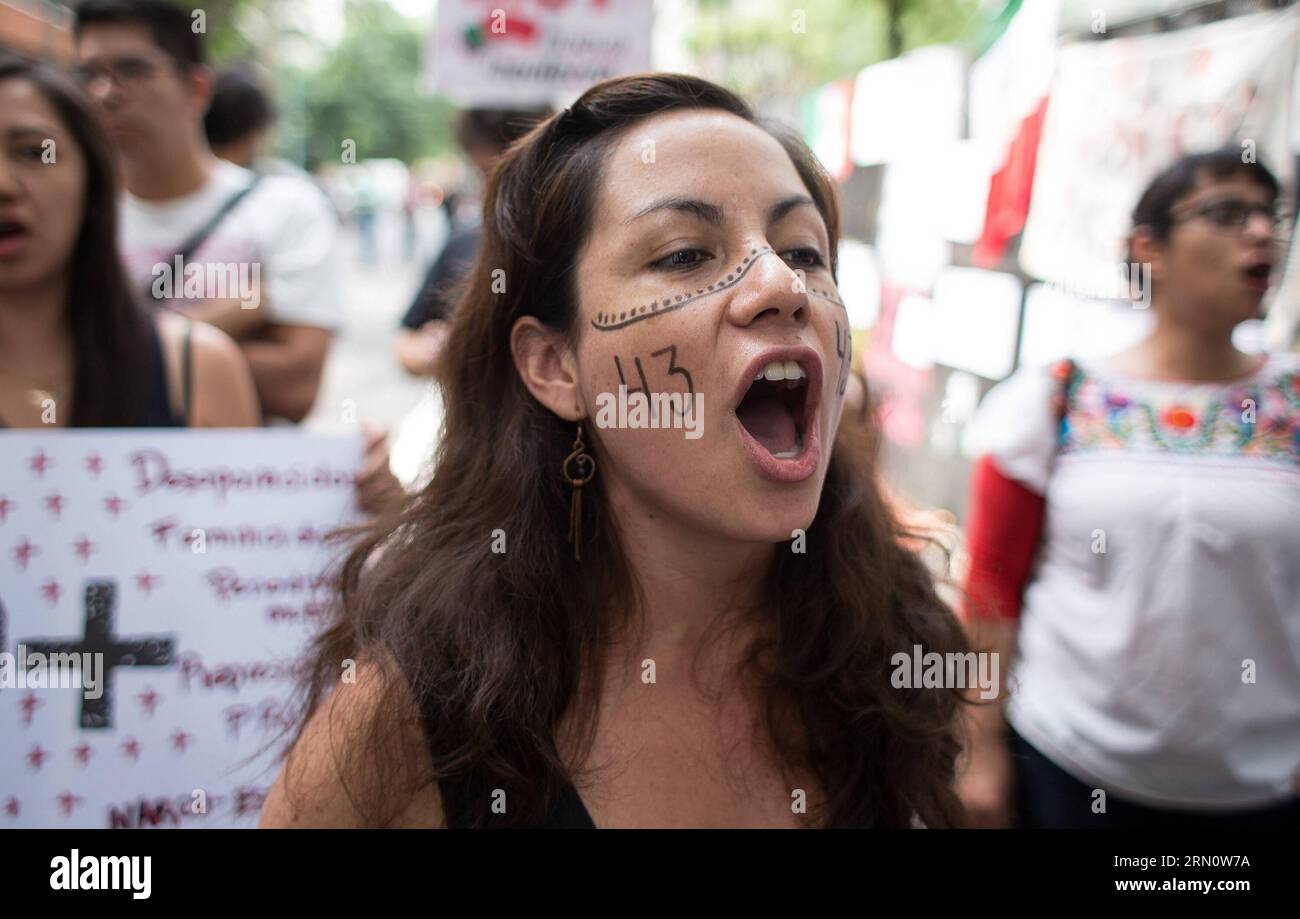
[614,344,695,404]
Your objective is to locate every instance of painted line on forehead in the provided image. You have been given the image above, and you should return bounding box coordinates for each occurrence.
[590,246,846,332]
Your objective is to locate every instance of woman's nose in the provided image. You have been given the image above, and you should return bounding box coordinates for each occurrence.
[1241,209,1277,244]
[0,158,23,202]
[725,247,809,329]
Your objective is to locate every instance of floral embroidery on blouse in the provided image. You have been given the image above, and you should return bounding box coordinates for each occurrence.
[1058,357,1300,464]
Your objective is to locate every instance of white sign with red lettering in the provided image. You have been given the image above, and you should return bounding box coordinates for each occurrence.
[428,0,654,106]
[0,431,363,828]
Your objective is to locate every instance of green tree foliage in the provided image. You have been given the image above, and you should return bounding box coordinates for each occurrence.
[689,0,987,98]
[197,0,451,168]
[203,0,257,61]
[290,0,453,168]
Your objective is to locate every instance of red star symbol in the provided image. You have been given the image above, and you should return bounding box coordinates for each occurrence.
[26,744,49,771]
[138,688,160,717]
[170,729,193,753]
[56,791,84,816]
[28,449,53,477]
[43,492,65,519]
[135,571,161,595]
[19,692,42,726]
[121,737,141,761]
[72,742,93,766]
[104,494,127,518]
[72,535,96,563]
[12,537,39,570]
[3,797,18,818]
[85,452,104,477]
[0,495,13,524]
[40,578,60,605]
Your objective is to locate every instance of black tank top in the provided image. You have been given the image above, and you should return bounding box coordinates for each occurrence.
[542,782,598,829]
[536,780,879,828]
[138,316,191,427]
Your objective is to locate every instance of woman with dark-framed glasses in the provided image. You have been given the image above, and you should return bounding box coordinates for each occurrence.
[958,149,1300,828]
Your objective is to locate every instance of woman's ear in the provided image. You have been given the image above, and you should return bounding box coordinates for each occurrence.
[510,316,584,421]
[1129,225,1165,283]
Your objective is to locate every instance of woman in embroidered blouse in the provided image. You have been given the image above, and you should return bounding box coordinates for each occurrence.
[957,149,1300,828]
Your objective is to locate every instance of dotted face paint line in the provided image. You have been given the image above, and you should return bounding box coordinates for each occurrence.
[590,246,846,332]
[806,287,847,310]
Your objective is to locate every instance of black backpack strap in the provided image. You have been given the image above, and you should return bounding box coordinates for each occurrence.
[147,174,262,305]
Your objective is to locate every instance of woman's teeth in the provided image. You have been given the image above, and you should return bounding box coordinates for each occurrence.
[754,360,806,385]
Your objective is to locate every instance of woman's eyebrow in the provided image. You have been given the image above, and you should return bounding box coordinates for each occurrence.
[769,194,817,224]
[625,195,723,227]
[624,193,818,229]
[4,124,61,141]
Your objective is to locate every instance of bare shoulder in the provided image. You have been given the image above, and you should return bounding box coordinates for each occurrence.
[258,647,443,828]
[155,311,260,427]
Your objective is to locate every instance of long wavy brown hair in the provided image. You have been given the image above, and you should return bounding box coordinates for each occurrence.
[284,73,972,828]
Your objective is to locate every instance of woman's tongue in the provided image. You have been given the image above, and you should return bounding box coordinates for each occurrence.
[738,395,798,456]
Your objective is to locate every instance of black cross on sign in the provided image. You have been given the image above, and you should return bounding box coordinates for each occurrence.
[21,580,175,729]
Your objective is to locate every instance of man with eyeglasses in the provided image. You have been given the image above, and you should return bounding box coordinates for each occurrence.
[74,0,341,424]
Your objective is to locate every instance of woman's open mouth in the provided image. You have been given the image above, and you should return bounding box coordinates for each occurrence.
[734,347,822,483]
[1241,260,1273,293]
[0,219,32,259]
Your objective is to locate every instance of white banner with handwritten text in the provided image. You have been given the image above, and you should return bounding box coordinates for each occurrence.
[428,0,654,106]
[0,431,363,828]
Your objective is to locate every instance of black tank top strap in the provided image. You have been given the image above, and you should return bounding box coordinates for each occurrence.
[138,318,187,428]
[179,316,195,425]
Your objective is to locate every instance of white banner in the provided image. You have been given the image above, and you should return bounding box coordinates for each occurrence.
[0,431,362,828]
[849,44,965,167]
[1020,7,1300,289]
[429,0,654,106]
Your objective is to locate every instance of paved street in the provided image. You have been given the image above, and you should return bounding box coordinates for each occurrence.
[303,215,438,437]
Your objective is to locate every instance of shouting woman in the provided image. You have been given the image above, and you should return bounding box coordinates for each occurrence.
[261,73,970,829]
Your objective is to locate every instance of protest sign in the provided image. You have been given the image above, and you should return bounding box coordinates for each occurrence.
[428,0,654,106]
[0,431,362,828]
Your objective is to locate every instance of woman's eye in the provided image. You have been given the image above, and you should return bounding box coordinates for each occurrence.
[782,248,825,268]
[1203,202,1248,226]
[652,248,712,271]
[14,145,46,162]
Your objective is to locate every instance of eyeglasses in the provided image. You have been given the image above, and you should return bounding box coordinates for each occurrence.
[1169,198,1292,238]
[75,57,169,91]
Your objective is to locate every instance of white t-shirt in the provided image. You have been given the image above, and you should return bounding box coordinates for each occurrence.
[121,159,343,330]
[966,352,1300,810]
